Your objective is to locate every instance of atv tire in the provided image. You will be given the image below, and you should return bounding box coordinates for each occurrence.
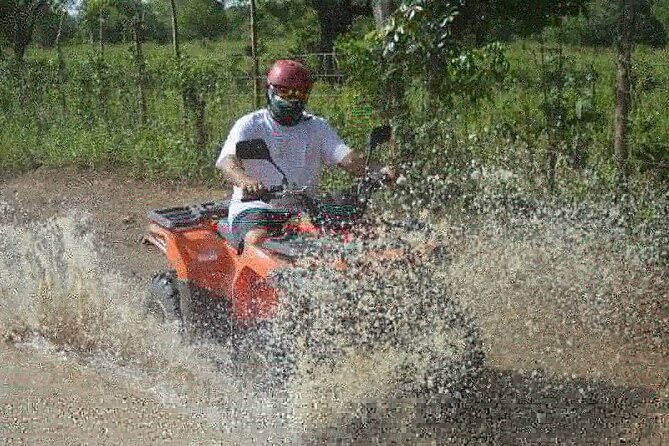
[145,271,200,340]
[146,271,181,323]
[146,272,233,342]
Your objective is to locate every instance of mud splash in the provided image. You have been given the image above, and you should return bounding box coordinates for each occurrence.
[0,210,290,442]
[0,211,181,365]
[1,181,667,444]
[440,210,669,361]
[264,223,484,427]
[0,208,484,441]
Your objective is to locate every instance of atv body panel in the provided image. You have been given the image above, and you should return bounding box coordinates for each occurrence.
[143,200,292,325]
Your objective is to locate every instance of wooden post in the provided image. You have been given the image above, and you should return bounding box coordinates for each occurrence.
[169,0,180,59]
[169,0,188,131]
[614,0,635,193]
[250,0,260,109]
[134,2,147,126]
[55,9,67,112]
[98,5,104,57]
[373,0,398,159]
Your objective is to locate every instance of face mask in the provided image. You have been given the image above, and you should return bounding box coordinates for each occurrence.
[267,86,306,127]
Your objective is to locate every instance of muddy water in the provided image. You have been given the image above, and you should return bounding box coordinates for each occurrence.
[0,212,303,443]
[0,211,473,443]
[0,171,668,444]
[0,343,227,444]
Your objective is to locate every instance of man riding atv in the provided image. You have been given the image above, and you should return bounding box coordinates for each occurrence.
[215,59,395,247]
[143,60,484,404]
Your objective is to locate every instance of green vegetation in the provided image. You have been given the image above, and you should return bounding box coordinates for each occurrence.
[0,0,667,211]
[2,38,667,188]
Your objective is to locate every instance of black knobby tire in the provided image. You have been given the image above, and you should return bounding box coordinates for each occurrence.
[144,272,211,341]
[146,271,181,323]
[145,270,234,341]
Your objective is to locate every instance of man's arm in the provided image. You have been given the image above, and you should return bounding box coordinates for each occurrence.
[217,154,263,193]
[337,151,392,179]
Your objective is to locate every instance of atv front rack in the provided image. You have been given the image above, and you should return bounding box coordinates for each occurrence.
[148,200,230,229]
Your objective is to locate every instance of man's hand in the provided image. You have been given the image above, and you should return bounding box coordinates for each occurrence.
[378,166,399,184]
[339,151,397,180]
[218,154,265,198]
[338,150,402,186]
[240,178,265,199]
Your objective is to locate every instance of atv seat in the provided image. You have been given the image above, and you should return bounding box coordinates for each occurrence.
[217,221,302,258]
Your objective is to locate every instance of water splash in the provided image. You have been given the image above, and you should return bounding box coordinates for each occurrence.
[0,210,289,442]
[0,209,486,440]
[262,222,485,428]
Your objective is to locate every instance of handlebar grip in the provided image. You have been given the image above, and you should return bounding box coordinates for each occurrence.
[241,191,271,203]
[240,185,285,202]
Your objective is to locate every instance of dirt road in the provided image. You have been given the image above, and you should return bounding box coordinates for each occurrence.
[1,167,667,444]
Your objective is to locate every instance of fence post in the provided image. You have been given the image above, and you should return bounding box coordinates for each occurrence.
[250,0,260,109]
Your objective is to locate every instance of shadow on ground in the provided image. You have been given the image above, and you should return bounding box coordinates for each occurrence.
[307,367,662,445]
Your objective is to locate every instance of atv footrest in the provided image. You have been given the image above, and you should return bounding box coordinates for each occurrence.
[149,200,230,229]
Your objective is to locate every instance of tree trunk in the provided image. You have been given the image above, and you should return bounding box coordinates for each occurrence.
[544,42,565,193]
[169,0,180,59]
[54,10,65,49]
[55,10,67,112]
[311,0,354,77]
[614,0,636,193]
[250,0,260,109]
[169,0,188,130]
[373,0,396,29]
[134,4,148,126]
[372,0,400,140]
[98,6,104,57]
[12,0,47,63]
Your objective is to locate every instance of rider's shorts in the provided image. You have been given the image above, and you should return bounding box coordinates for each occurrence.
[229,208,293,243]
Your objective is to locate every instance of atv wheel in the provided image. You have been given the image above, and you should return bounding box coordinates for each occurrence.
[145,272,232,341]
[146,271,181,323]
[177,282,200,341]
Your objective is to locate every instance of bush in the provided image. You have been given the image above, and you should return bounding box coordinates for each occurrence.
[551,0,666,47]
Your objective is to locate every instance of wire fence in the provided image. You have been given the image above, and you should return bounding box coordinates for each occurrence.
[226,51,346,101]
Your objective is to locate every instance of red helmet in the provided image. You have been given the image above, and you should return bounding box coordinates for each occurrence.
[266,59,313,91]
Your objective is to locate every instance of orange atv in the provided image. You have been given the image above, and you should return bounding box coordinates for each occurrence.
[142,126,392,336]
[142,127,484,398]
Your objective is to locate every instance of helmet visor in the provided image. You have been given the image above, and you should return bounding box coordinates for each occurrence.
[272,85,310,102]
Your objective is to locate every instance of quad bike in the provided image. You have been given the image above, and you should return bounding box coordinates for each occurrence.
[142,126,392,334]
[143,126,484,400]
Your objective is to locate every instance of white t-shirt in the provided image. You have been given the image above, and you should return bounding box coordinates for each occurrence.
[216,109,352,224]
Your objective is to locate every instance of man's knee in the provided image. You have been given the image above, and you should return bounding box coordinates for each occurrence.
[244,228,270,245]
[232,208,292,247]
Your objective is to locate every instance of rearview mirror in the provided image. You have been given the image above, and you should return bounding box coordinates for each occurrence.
[236,139,271,161]
[235,138,289,186]
[364,125,392,168]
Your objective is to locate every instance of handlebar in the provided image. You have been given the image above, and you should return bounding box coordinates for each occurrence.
[240,171,392,209]
[240,185,309,203]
